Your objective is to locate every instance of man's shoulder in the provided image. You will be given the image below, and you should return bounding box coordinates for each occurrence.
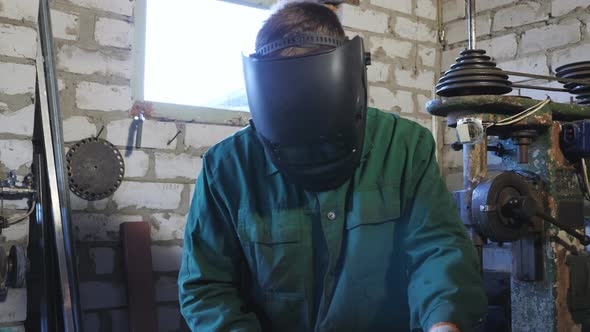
[368,107,434,149]
[202,126,263,174]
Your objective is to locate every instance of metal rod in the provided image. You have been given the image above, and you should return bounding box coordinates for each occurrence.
[0,187,36,195]
[511,84,569,92]
[467,0,476,49]
[504,70,590,86]
[537,211,590,246]
[38,0,83,329]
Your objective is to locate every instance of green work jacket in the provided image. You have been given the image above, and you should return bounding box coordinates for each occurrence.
[178,107,487,332]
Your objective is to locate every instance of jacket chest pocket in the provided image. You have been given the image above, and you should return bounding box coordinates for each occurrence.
[237,207,306,292]
[344,186,403,280]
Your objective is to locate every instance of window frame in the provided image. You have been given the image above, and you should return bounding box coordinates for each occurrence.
[132,0,272,125]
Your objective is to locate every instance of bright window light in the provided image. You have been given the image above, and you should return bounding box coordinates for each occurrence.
[144,0,268,111]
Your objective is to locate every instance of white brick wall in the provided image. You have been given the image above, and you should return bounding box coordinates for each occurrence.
[184,123,241,150]
[444,13,491,44]
[0,289,26,323]
[151,245,183,272]
[89,247,115,275]
[57,45,132,78]
[67,0,134,16]
[63,116,97,142]
[95,17,133,49]
[113,182,183,210]
[76,81,132,112]
[497,54,549,81]
[154,152,201,180]
[395,67,435,91]
[73,213,143,241]
[442,0,464,23]
[369,36,413,59]
[551,42,590,69]
[0,62,36,95]
[339,5,389,33]
[367,61,391,82]
[492,3,546,31]
[371,0,412,14]
[151,213,187,241]
[0,104,34,136]
[0,24,37,59]
[520,21,581,54]
[552,0,590,17]
[418,45,436,67]
[106,119,179,150]
[80,282,127,310]
[478,34,518,60]
[395,16,437,43]
[0,0,39,21]
[369,86,414,113]
[416,0,437,20]
[51,9,79,41]
[477,0,514,12]
[0,140,33,170]
[122,150,149,178]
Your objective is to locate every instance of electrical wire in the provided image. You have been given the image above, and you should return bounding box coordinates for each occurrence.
[5,201,36,226]
[483,98,551,129]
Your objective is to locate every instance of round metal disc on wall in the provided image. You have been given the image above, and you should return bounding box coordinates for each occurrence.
[66,137,125,201]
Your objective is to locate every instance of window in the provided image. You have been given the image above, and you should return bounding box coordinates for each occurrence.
[142,0,268,112]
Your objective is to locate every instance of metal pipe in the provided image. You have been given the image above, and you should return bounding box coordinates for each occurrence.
[0,187,36,195]
[504,70,590,86]
[467,0,476,49]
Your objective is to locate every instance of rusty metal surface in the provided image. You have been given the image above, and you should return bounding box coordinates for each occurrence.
[427,95,590,121]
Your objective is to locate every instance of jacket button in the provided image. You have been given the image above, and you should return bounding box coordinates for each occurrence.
[327,211,336,220]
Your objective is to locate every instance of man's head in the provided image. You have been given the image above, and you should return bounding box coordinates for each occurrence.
[255,1,345,58]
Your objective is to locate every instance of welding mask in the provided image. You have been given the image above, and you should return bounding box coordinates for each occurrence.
[242,34,370,191]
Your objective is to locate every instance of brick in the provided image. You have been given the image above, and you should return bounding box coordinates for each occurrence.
[110,309,130,332]
[73,213,143,241]
[445,13,492,44]
[443,146,463,169]
[521,22,581,54]
[0,140,33,170]
[367,61,390,83]
[371,0,412,14]
[394,67,435,91]
[122,150,149,178]
[369,86,414,113]
[158,306,182,332]
[0,62,35,95]
[551,43,590,70]
[0,289,26,323]
[493,3,547,31]
[395,16,437,43]
[497,54,548,82]
[339,4,389,33]
[51,9,79,41]
[418,45,436,67]
[369,36,413,60]
[0,24,37,58]
[0,0,38,21]
[416,0,437,20]
[417,94,432,113]
[63,116,96,142]
[70,191,89,210]
[184,123,241,150]
[477,0,515,12]
[412,117,434,134]
[0,104,34,136]
[552,0,590,16]
[155,276,179,302]
[442,47,460,70]
[152,245,183,272]
[477,34,518,60]
[154,152,201,180]
[57,45,132,78]
[76,81,132,112]
[80,281,127,310]
[95,17,133,49]
[67,0,134,16]
[83,312,101,332]
[442,0,464,22]
[151,213,187,241]
[108,118,179,150]
[113,182,183,210]
[89,247,115,275]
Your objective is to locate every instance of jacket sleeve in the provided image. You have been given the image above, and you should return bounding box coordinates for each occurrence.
[403,129,487,332]
[178,157,261,332]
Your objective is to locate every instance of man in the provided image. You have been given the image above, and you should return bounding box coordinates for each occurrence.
[179,2,487,331]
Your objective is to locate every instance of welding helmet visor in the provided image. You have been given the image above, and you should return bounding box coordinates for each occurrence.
[242,35,370,191]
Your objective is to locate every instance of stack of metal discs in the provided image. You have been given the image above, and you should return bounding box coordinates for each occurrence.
[436,49,513,97]
[555,61,590,105]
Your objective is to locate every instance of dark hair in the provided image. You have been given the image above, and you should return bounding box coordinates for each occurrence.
[255,1,346,57]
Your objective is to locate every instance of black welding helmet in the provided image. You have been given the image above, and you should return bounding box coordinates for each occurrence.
[242,34,370,191]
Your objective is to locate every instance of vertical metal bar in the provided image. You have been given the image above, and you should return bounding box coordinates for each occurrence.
[37,0,83,330]
[463,136,487,269]
[466,0,477,49]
